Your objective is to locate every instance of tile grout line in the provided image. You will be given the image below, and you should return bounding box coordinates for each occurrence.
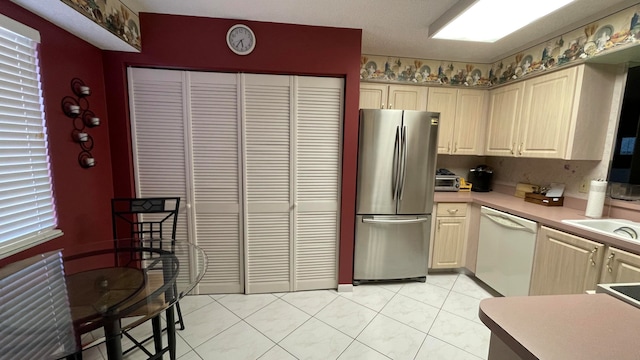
[427,274,490,360]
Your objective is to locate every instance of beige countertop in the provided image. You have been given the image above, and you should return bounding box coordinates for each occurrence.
[434,191,640,255]
[479,294,640,360]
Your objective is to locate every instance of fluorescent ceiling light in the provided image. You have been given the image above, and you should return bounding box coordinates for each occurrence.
[431,0,576,43]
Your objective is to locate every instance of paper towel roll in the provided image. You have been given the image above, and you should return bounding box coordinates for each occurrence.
[585,180,607,218]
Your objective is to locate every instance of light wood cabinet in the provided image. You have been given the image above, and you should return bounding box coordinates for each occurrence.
[431,203,468,269]
[427,88,486,155]
[485,82,524,156]
[485,64,616,160]
[518,67,576,158]
[529,226,605,295]
[360,83,427,110]
[600,246,640,284]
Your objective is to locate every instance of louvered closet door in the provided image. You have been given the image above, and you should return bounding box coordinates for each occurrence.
[128,68,192,288]
[188,72,243,293]
[243,74,292,294]
[294,76,342,290]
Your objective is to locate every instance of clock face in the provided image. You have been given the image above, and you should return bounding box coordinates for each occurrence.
[227,24,255,55]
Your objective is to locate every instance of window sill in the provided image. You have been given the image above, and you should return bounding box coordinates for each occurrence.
[0,229,64,260]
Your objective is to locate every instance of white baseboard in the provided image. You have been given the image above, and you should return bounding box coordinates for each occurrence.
[337,284,353,293]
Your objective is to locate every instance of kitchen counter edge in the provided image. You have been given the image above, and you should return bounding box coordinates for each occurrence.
[434,191,640,254]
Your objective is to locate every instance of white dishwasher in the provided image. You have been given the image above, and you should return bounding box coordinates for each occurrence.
[476,206,537,296]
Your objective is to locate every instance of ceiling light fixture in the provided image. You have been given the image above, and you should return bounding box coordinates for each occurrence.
[429,0,576,43]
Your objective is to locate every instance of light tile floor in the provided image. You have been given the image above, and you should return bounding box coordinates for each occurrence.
[85,273,495,360]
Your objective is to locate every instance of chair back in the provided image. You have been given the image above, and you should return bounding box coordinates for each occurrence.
[111,197,180,240]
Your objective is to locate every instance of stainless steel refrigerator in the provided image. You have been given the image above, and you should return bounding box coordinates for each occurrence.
[353,109,439,284]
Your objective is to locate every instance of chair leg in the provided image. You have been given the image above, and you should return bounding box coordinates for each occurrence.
[175,300,185,330]
[166,306,177,360]
[152,315,163,355]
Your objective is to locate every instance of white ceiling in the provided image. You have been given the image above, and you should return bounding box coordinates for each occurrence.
[11,0,640,62]
[132,0,640,63]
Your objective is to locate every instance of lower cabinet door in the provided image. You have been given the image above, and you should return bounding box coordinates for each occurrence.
[529,226,604,295]
[601,246,640,284]
[431,217,465,269]
[354,215,430,280]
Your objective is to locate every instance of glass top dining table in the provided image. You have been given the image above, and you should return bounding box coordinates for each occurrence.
[0,238,207,360]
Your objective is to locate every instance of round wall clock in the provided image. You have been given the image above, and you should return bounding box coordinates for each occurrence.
[226,24,256,55]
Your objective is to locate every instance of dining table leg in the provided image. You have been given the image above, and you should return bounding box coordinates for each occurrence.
[166,305,177,360]
[103,317,123,360]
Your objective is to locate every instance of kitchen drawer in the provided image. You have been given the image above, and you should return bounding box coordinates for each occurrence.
[436,203,467,217]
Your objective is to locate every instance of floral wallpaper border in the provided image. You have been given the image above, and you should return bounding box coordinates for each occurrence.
[60,0,141,50]
[361,4,640,88]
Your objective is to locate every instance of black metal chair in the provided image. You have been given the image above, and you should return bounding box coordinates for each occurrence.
[111,197,186,358]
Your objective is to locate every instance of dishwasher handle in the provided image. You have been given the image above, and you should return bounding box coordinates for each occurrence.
[482,213,536,233]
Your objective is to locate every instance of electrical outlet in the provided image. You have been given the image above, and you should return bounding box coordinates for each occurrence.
[579,179,590,193]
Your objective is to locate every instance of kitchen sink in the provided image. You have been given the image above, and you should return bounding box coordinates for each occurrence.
[561,219,640,243]
[596,283,640,309]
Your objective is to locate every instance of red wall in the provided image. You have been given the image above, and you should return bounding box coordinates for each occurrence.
[0,3,114,266]
[103,13,361,284]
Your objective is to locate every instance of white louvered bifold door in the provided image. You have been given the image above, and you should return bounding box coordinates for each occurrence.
[294,76,343,291]
[188,72,243,294]
[242,74,292,294]
[128,68,192,289]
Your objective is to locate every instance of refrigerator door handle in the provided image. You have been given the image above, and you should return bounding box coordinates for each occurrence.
[399,125,408,200]
[362,216,429,224]
[392,126,401,199]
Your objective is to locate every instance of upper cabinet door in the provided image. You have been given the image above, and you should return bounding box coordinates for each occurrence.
[427,87,457,154]
[388,85,427,111]
[360,83,388,109]
[485,82,524,156]
[452,89,486,155]
[519,67,577,159]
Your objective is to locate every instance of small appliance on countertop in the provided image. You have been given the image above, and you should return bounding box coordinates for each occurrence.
[435,168,460,192]
[468,165,493,192]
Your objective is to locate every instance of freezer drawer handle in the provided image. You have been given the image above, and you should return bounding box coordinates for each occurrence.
[362,217,428,224]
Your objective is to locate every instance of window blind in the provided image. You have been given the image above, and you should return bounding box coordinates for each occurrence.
[0,15,60,259]
[0,251,77,359]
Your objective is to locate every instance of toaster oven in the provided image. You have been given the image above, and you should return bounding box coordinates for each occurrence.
[435,175,460,191]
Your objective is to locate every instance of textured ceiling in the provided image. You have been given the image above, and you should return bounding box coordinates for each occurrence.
[12,0,640,61]
[131,0,639,63]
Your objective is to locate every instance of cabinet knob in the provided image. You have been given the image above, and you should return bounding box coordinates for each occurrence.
[518,143,523,156]
[381,103,385,109]
[447,142,451,153]
[454,143,458,153]
[511,143,515,155]
[389,104,393,109]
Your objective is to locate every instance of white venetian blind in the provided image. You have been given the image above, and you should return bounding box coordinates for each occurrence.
[243,74,292,294]
[0,15,59,259]
[0,251,76,359]
[188,71,243,294]
[294,76,343,290]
